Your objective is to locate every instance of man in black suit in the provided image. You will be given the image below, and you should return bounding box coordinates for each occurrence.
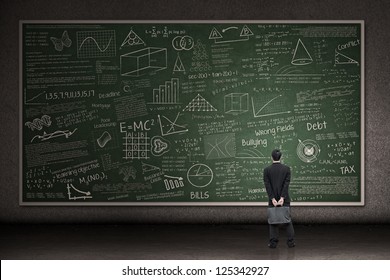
[263,149,295,248]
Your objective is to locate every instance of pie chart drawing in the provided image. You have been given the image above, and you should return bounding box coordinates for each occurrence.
[187,163,213,188]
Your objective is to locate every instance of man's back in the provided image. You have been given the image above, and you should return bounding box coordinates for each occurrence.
[263,163,291,206]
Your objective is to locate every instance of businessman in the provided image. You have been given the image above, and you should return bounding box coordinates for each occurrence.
[263,149,295,248]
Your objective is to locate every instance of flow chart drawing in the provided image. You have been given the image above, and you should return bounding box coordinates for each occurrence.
[77,30,116,58]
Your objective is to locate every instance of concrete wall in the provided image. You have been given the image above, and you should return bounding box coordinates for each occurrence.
[1,0,389,224]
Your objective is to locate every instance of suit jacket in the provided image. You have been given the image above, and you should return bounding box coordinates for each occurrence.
[263,162,291,206]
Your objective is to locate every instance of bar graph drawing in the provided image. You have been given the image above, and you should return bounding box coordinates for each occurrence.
[150,78,180,104]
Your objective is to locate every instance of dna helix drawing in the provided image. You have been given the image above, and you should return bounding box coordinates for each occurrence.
[25,115,52,131]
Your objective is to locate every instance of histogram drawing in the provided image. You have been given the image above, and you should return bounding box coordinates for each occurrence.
[150,78,180,104]
[77,30,116,58]
[164,175,184,191]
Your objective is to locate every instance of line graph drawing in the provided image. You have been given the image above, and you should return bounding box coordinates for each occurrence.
[251,94,291,118]
[24,90,48,105]
[67,183,92,200]
[77,30,116,58]
[158,113,188,136]
[204,133,236,160]
[31,128,77,143]
[187,163,213,188]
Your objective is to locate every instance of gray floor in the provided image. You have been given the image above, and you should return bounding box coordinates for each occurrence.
[1,224,390,260]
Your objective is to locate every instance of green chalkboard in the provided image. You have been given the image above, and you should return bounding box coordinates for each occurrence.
[20,21,364,205]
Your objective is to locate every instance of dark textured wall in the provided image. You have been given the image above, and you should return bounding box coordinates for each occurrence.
[1,0,389,224]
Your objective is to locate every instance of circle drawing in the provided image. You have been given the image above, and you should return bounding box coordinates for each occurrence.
[297,139,320,163]
[187,163,213,188]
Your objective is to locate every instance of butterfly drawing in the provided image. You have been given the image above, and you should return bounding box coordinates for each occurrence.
[50,30,72,51]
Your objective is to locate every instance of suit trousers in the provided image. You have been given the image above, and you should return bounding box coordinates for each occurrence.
[269,221,295,243]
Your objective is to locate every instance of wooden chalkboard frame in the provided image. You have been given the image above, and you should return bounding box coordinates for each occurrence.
[19,20,365,206]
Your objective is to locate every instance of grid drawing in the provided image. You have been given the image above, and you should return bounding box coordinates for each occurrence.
[77,30,116,58]
[123,132,150,160]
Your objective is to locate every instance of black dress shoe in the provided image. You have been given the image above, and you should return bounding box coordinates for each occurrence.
[287,241,296,248]
[268,242,277,249]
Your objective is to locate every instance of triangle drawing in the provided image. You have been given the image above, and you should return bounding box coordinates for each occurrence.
[209,27,223,40]
[142,162,161,173]
[335,49,359,65]
[183,94,217,112]
[240,25,254,37]
[173,53,185,72]
[121,29,145,48]
[291,39,313,65]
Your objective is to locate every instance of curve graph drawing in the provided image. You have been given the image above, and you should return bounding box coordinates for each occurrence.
[77,30,116,58]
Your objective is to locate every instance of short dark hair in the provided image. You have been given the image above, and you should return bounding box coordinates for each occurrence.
[271,149,282,161]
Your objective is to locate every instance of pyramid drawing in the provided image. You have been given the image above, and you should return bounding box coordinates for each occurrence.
[121,29,145,48]
[335,49,359,65]
[183,94,217,112]
[173,53,185,72]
